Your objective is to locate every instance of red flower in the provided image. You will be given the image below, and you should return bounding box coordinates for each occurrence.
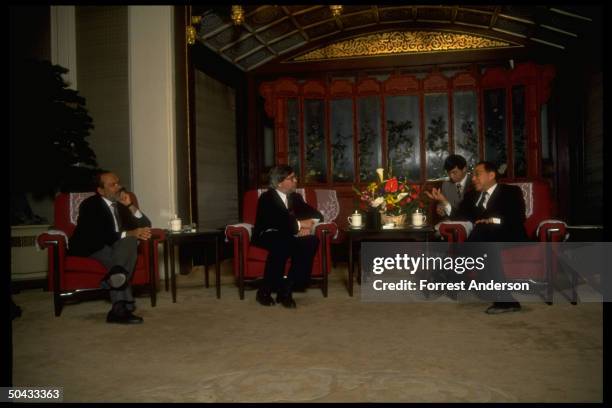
[384,177,398,193]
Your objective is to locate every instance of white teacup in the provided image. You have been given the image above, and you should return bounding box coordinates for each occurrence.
[347,211,362,228]
[412,211,427,227]
[169,218,182,232]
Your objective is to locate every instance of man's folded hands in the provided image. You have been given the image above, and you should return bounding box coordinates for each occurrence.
[128,227,152,240]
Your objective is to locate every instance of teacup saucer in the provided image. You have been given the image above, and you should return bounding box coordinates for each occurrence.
[410,224,428,229]
[349,225,365,230]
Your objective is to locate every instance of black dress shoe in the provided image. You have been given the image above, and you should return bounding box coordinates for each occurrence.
[276,293,297,309]
[256,288,275,306]
[106,310,144,324]
[485,302,521,314]
[125,301,136,312]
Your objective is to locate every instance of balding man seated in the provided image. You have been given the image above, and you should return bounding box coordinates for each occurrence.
[69,170,152,324]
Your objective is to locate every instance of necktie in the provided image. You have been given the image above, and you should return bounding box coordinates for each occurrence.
[456,183,462,198]
[477,191,488,212]
[287,195,294,214]
[111,202,122,231]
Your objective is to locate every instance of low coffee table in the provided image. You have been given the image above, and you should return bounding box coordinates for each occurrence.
[163,228,224,302]
[344,225,436,296]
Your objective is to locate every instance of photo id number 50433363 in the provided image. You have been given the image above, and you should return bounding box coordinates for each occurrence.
[2,387,63,402]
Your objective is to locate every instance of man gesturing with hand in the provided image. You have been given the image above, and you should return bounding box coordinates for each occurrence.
[69,170,152,324]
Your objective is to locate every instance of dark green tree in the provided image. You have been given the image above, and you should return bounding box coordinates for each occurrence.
[10,59,98,224]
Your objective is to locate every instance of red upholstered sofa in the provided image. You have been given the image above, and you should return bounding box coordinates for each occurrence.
[37,192,165,316]
[438,179,568,301]
[225,188,338,299]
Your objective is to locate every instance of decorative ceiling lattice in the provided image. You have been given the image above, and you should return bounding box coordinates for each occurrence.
[192,5,600,71]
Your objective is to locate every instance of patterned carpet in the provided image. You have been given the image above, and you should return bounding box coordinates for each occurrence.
[11,261,603,402]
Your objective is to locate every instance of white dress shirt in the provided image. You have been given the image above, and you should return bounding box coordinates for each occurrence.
[456,173,469,196]
[102,196,143,238]
[275,189,301,231]
[474,184,501,224]
[444,183,500,223]
[475,183,498,209]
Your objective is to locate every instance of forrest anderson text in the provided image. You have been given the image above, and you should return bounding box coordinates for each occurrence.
[372,280,530,291]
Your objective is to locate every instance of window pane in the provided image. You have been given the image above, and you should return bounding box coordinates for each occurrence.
[385,95,421,181]
[303,99,327,183]
[483,88,508,176]
[512,85,527,177]
[287,98,300,177]
[330,99,354,182]
[424,93,450,180]
[357,96,382,182]
[453,90,479,170]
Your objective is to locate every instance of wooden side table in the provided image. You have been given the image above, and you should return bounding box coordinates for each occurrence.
[163,229,224,302]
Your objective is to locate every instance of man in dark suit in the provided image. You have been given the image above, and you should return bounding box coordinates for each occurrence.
[452,161,527,243]
[69,171,152,324]
[431,161,527,314]
[252,165,323,308]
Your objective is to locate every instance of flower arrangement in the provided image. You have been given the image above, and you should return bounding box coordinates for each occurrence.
[353,168,426,217]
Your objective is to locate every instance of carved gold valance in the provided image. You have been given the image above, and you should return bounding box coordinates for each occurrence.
[291,31,519,62]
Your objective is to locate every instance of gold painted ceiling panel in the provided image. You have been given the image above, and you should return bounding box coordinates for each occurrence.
[292,31,518,62]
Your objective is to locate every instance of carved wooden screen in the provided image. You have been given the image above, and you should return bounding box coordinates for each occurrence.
[260,62,554,186]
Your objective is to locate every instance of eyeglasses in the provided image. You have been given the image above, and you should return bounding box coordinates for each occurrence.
[283,175,298,182]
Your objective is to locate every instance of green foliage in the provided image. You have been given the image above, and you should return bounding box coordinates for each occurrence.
[427,116,449,178]
[386,119,414,178]
[457,118,478,170]
[331,130,352,181]
[287,115,300,177]
[358,119,377,181]
[305,119,325,183]
[10,59,98,197]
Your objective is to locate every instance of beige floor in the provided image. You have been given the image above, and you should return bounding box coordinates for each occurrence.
[11,261,603,402]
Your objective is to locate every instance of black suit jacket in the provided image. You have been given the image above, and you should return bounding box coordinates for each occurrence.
[252,189,323,245]
[451,183,527,241]
[68,194,152,257]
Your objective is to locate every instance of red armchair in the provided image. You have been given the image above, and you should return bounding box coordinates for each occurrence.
[37,192,166,316]
[438,179,568,302]
[225,189,338,299]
